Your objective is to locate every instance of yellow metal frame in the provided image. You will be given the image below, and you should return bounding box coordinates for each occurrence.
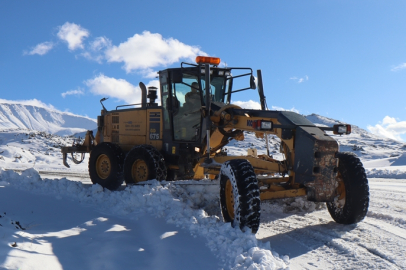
[260,188,306,200]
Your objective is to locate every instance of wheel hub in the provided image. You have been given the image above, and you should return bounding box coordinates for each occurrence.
[132,159,148,182]
[96,154,111,179]
[335,175,346,208]
[225,179,235,219]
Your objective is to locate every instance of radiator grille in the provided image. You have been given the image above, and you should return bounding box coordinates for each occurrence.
[112,116,119,124]
[112,130,119,143]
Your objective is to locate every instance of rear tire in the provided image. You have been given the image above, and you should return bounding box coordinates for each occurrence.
[219,159,261,233]
[327,152,369,224]
[88,142,124,190]
[124,145,167,184]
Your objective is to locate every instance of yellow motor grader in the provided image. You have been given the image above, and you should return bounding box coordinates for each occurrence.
[62,56,369,233]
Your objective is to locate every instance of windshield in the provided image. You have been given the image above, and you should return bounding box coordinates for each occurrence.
[173,72,227,105]
[169,71,227,141]
[201,76,227,104]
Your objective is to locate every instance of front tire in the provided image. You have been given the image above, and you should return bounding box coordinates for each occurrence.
[219,159,261,233]
[124,145,167,184]
[88,143,124,190]
[327,152,369,224]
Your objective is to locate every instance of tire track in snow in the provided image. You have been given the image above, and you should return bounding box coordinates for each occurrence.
[257,199,406,269]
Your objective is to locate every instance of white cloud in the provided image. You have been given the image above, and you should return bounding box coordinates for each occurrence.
[24,42,54,56]
[139,68,159,79]
[368,116,406,142]
[90,36,111,51]
[85,74,159,105]
[0,98,57,111]
[391,63,406,72]
[57,22,89,50]
[229,101,300,113]
[232,100,262,109]
[81,37,112,63]
[61,88,85,98]
[271,106,300,113]
[290,76,308,83]
[105,31,206,73]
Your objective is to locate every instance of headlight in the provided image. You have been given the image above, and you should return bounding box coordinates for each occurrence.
[261,121,273,130]
[251,120,273,130]
[333,124,351,135]
[338,126,347,133]
[201,69,213,74]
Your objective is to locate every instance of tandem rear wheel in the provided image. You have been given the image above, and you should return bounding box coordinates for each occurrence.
[124,144,167,184]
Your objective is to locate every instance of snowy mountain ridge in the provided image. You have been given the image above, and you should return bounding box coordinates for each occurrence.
[0,102,96,136]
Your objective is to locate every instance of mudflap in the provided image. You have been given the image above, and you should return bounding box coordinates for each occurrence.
[293,126,339,202]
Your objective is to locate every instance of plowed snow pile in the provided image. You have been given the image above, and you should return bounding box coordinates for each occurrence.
[0,168,287,269]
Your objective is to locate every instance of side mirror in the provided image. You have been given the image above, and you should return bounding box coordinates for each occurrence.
[250,75,256,89]
[100,97,108,111]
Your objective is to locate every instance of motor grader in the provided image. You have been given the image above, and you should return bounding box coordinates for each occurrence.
[62,56,369,233]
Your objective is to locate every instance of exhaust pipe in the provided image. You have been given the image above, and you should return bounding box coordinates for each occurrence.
[139,82,147,108]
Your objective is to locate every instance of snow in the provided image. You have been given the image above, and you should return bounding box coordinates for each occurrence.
[0,108,405,269]
[0,179,220,270]
[0,102,96,136]
[0,168,287,269]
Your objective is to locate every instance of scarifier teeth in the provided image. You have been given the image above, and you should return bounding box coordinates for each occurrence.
[62,153,70,168]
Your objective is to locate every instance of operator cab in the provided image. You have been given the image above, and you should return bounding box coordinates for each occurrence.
[158,56,255,143]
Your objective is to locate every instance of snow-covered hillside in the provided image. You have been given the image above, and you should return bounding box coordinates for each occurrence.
[306,113,406,161]
[306,113,406,178]
[0,102,96,136]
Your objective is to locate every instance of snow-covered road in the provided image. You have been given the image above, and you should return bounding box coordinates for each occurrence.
[38,171,406,269]
[257,178,406,269]
[1,168,406,269]
[34,172,406,269]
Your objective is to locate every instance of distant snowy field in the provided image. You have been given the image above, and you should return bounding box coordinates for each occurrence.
[0,111,406,269]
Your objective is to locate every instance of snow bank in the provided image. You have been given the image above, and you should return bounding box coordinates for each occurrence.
[363,153,406,179]
[366,168,406,179]
[0,168,288,269]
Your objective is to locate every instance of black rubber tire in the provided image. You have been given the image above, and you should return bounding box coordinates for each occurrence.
[219,159,261,233]
[327,152,369,224]
[124,145,167,184]
[88,142,124,190]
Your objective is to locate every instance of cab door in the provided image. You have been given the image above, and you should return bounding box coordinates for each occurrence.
[163,70,203,142]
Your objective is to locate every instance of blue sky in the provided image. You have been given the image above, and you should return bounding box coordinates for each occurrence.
[1,0,406,142]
